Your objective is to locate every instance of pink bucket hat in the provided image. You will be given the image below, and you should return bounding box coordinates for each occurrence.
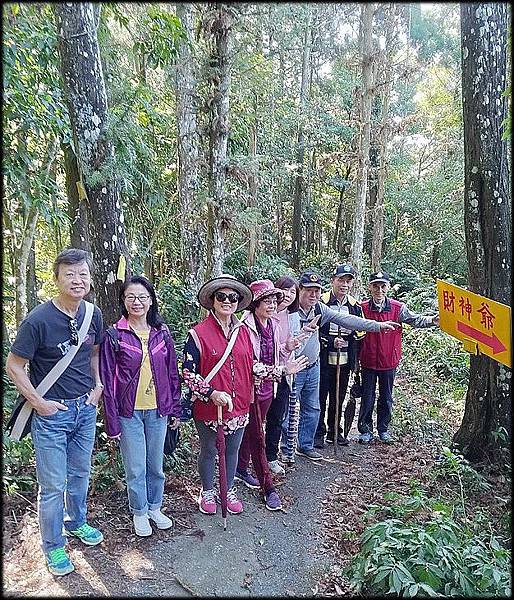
[249,279,284,303]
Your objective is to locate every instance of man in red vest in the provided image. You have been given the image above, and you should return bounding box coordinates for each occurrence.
[357,271,440,444]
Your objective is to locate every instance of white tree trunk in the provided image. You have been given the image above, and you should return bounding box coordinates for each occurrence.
[351,3,375,274]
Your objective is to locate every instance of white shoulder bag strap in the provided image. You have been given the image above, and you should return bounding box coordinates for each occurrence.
[10,301,95,441]
[204,325,241,384]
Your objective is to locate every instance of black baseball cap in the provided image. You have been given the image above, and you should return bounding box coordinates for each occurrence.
[369,271,391,284]
[299,271,322,288]
[332,264,357,279]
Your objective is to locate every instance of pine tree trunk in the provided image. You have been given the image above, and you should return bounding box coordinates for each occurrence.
[351,3,375,274]
[54,3,129,327]
[291,7,312,269]
[453,3,511,462]
[247,120,259,268]
[175,3,204,294]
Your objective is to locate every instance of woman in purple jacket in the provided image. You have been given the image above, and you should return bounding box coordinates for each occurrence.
[100,276,181,537]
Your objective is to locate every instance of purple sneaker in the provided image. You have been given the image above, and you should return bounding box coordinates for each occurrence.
[234,470,260,489]
[265,490,282,511]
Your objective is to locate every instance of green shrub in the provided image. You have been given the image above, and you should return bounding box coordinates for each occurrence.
[3,435,37,495]
[347,492,511,597]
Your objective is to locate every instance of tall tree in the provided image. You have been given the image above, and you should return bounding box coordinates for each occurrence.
[54,3,129,326]
[204,3,236,277]
[371,3,395,271]
[453,3,511,462]
[175,3,204,294]
[351,3,375,274]
[291,6,312,269]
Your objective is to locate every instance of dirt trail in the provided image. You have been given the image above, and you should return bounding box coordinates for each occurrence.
[3,439,372,598]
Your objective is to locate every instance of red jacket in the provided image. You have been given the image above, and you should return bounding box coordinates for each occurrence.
[190,313,254,421]
[359,298,402,370]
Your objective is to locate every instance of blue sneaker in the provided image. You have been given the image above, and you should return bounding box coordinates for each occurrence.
[359,432,373,444]
[234,470,260,489]
[265,490,282,511]
[65,522,104,546]
[46,547,74,576]
[379,431,394,444]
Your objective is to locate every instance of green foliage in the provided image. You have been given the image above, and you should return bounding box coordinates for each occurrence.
[347,490,511,597]
[3,436,36,495]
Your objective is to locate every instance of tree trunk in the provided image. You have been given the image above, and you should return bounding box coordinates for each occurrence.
[14,205,38,326]
[453,3,511,462]
[63,142,90,250]
[351,3,375,274]
[371,7,394,272]
[26,239,37,312]
[247,119,259,268]
[204,3,235,278]
[291,6,312,269]
[54,3,130,327]
[175,3,204,294]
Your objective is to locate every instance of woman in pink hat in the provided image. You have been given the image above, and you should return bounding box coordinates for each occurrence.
[235,279,308,510]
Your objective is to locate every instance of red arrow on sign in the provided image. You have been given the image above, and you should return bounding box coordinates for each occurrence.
[457,321,507,354]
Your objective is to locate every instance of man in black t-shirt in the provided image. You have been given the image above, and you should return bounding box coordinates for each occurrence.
[6,248,105,576]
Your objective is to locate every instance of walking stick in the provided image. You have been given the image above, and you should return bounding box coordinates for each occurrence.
[333,326,342,457]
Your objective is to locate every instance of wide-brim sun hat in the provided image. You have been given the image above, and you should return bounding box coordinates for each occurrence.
[197,274,253,311]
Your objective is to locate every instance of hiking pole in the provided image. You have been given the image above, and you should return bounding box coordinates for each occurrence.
[333,326,342,457]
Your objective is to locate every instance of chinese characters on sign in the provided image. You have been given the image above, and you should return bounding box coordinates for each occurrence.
[437,279,511,368]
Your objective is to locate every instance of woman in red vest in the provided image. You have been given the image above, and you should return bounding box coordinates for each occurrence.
[182,274,253,515]
[358,271,439,444]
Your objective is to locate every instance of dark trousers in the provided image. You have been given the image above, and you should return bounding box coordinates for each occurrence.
[237,394,275,494]
[357,367,396,435]
[316,363,351,439]
[265,378,289,461]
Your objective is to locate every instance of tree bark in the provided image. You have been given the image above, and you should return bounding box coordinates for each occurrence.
[63,142,90,250]
[371,5,394,272]
[175,3,204,294]
[204,3,235,278]
[453,3,511,462]
[54,3,129,327]
[291,6,312,269]
[247,119,259,268]
[26,239,38,312]
[351,3,375,274]
[15,204,38,326]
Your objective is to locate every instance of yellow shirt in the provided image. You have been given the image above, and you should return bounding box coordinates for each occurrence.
[134,330,157,410]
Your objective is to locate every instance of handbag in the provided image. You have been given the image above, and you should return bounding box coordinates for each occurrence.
[5,301,95,442]
[163,423,180,456]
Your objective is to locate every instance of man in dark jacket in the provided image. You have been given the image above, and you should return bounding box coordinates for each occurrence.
[357,271,439,444]
[315,264,364,448]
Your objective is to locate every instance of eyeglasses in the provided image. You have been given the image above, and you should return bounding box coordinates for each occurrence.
[125,294,150,303]
[69,318,79,346]
[262,297,278,305]
[214,291,240,304]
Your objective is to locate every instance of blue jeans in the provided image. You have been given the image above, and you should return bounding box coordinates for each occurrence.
[31,393,96,554]
[282,360,320,451]
[119,409,168,516]
[357,368,396,434]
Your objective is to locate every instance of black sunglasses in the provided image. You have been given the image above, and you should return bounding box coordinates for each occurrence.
[69,318,79,346]
[214,291,240,304]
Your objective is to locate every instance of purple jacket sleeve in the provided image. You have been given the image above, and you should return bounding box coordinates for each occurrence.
[99,334,122,437]
[165,332,182,418]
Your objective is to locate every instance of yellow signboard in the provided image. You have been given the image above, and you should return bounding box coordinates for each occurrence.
[437,279,511,368]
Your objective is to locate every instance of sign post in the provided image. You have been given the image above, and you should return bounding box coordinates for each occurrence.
[436,279,511,368]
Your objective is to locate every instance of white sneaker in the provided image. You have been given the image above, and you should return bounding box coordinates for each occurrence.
[133,513,152,536]
[148,509,173,530]
[268,460,285,475]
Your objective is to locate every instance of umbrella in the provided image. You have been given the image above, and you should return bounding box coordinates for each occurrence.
[343,372,361,439]
[333,327,342,456]
[215,405,228,530]
[284,376,299,463]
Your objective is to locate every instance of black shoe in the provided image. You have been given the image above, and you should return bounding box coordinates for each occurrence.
[314,435,325,449]
[296,447,323,461]
[337,434,349,446]
[325,434,334,444]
